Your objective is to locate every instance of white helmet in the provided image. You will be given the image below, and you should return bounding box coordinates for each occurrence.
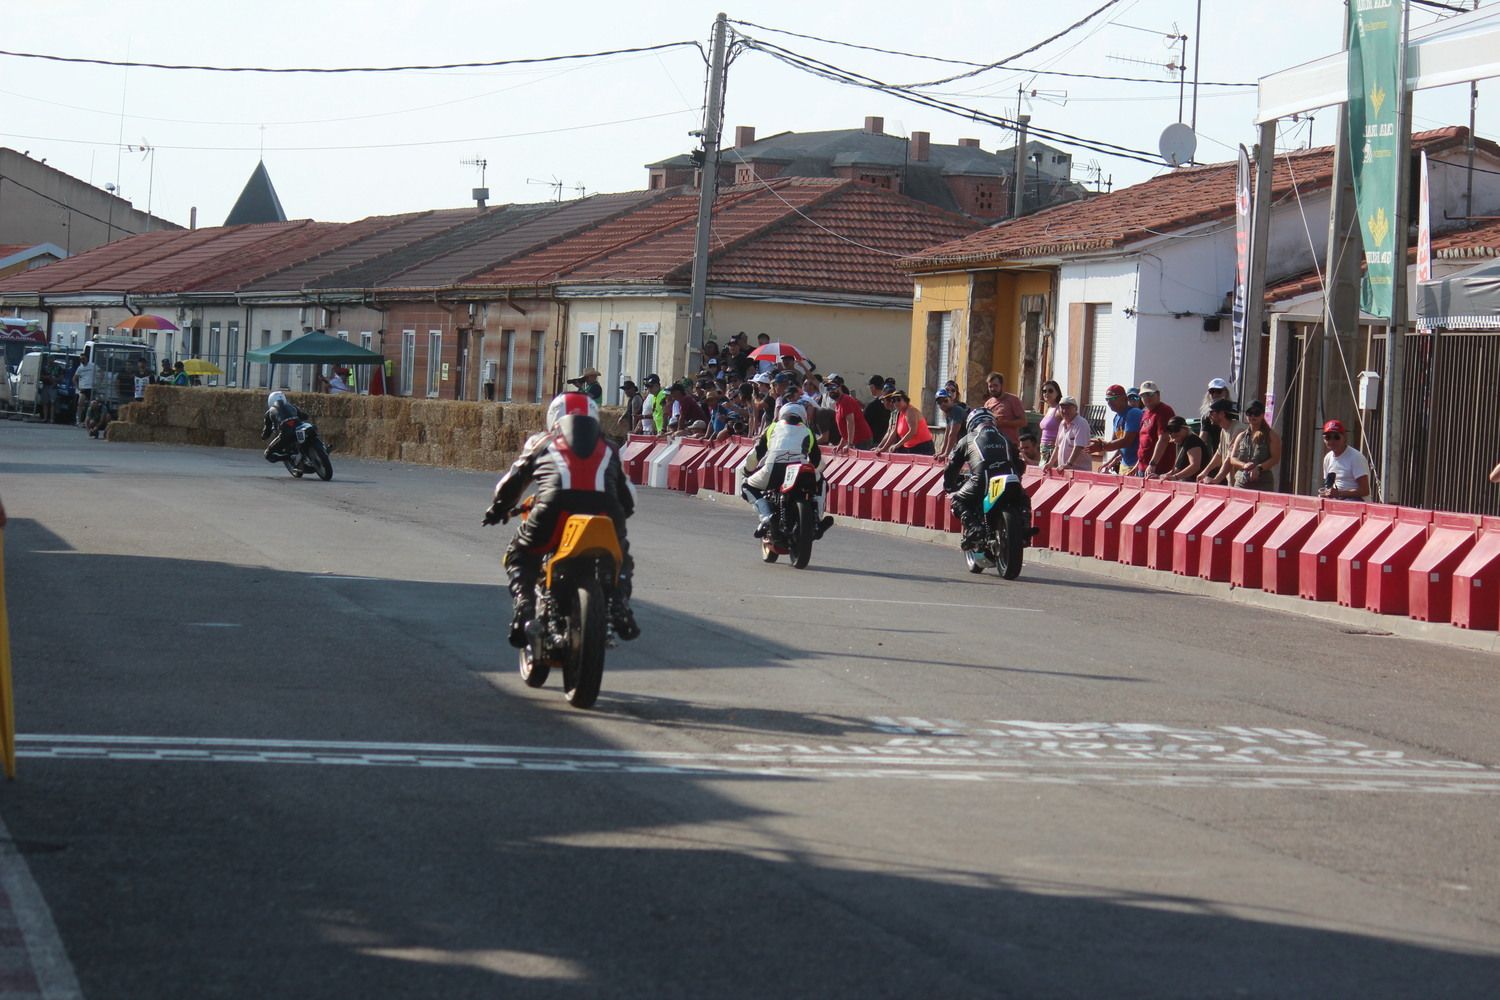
[546,391,598,430]
[777,401,808,424]
[267,391,288,409]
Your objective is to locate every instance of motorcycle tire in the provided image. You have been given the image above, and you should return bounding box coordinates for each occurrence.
[518,640,550,688]
[791,500,815,569]
[311,440,334,481]
[998,507,1026,580]
[761,540,779,563]
[283,455,302,478]
[564,578,607,709]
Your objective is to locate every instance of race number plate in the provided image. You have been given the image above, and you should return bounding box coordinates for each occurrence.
[782,465,802,490]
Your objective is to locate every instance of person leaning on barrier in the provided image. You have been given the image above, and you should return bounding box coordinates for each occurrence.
[1089,384,1141,475]
[1197,399,1242,485]
[1317,420,1370,500]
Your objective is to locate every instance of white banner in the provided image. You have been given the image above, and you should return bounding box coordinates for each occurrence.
[1416,150,1432,284]
[1230,146,1251,390]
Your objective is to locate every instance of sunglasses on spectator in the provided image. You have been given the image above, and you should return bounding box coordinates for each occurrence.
[1323,432,1342,439]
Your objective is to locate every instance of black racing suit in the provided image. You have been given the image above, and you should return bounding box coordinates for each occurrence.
[487,414,635,621]
[261,400,306,461]
[944,425,1026,543]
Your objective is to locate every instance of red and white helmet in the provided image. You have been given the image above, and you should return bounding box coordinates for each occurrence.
[546,391,598,430]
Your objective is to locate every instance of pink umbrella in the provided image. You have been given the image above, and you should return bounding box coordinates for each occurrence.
[114,314,178,332]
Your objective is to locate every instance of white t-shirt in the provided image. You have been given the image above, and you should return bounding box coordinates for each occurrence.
[76,362,95,391]
[1323,446,1371,492]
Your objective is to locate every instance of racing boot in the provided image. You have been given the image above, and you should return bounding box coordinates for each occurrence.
[749,493,775,538]
[814,515,835,540]
[504,549,540,649]
[610,592,640,641]
[956,507,986,551]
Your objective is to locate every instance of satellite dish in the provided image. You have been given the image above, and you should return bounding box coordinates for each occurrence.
[1158,123,1197,167]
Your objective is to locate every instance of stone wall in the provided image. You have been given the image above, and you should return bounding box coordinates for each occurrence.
[106,386,625,472]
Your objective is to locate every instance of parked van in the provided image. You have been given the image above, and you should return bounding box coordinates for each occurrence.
[15,350,82,422]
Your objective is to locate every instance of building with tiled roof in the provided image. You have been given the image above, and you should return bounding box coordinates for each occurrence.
[648,117,1086,222]
[896,126,1500,422]
[0,242,65,280]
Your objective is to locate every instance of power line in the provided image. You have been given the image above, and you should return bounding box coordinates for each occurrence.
[736,36,1164,167]
[727,18,1254,87]
[0,41,704,74]
[892,0,1127,89]
[0,107,699,154]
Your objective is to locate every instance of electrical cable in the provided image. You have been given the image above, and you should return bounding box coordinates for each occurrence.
[0,40,704,74]
[727,18,1255,87]
[0,174,141,235]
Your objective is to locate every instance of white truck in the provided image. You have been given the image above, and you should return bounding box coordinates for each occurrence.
[78,335,159,418]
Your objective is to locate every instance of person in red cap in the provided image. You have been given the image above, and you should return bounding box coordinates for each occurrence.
[1318,419,1370,500]
[1089,384,1142,474]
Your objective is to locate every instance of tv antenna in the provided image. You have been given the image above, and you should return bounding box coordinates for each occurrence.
[527,176,565,202]
[461,156,490,208]
[1015,81,1068,120]
[1108,19,1191,124]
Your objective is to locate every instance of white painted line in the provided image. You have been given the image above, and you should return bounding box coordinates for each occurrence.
[184,622,241,628]
[762,595,1040,613]
[0,814,84,1000]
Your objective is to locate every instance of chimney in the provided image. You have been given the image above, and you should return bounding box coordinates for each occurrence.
[958,138,981,149]
[735,125,756,147]
[864,116,884,135]
[911,131,930,162]
[189,206,197,230]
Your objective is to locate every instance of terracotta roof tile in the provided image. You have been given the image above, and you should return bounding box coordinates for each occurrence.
[238,210,468,293]
[906,127,1486,268]
[0,228,212,294]
[1267,217,1500,304]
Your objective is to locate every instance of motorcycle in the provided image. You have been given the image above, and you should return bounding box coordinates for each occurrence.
[513,499,623,709]
[759,462,821,570]
[276,417,334,481]
[961,471,1030,580]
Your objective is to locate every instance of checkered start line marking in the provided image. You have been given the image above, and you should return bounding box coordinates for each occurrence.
[16,726,1500,797]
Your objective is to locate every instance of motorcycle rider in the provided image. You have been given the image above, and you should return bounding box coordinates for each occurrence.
[944,408,1026,551]
[261,391,306,462]
[739,402,834,540]
[483,391,639,648]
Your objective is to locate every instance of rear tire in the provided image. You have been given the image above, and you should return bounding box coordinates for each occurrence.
[311,440,334,481]
[998,507,1026,580]
[564,579,607,709]
[791,500,815,569]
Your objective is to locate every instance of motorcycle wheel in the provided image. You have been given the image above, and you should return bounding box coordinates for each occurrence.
[790,500,815,569]
[563,578,607,709]
[311,440,334,481]
[518,639,550,688]
[997,507,1026,580]
[283,454,302,478]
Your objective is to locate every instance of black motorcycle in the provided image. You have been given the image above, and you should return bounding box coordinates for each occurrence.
[961,472,1030,579]
[759,462,821,570]
[276,417,334,481]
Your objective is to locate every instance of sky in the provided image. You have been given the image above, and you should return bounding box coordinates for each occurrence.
[3,1,1495,228]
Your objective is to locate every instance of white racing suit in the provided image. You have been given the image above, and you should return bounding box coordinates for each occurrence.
[739,419,830,537]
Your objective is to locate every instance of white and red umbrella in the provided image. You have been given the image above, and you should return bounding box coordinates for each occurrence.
[747,341,806,362]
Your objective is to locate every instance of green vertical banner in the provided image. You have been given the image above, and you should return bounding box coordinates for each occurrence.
[1348,0,1404,318]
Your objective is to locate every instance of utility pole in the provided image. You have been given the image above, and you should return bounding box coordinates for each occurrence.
[687,12,729,368]
[1011,114,1030,217]
[1380,3,1414,504]
[1241,121,1274,408]
[1190,0,1203,133]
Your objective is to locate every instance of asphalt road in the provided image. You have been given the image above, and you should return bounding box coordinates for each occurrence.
[2,421,1498,999]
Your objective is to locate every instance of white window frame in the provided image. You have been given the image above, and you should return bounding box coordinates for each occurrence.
[359,332,373,393]
[227,321,240,386]
[426,330,442,397]
[1088,304,1114,409]
[259,330,272,388]
[636,323,658,385]
[531,331,546,402]
[606,323,626,406]
[576,322,598,381]
[400,330,416,395]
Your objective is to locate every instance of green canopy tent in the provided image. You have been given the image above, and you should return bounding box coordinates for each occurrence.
[245,330,386,393]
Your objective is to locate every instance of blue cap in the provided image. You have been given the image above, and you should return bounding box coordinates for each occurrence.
[934,389,951,399]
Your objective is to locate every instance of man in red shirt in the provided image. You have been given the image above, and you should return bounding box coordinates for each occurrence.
[828,378,873,450]
[982,371,1027,447]
[1134,379,1177,476]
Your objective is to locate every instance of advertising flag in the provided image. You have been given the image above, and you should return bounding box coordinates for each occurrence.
[1348,0,1405,318]
[1230,145,1251,390]
[1416,150,1431,284]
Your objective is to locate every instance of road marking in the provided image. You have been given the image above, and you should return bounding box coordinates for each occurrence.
[16,734,1499,796]
[762,595,1039,612]
[185,622,241,628]
[0,813,85,1000]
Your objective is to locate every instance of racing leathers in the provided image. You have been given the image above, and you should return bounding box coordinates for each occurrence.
[944,424,1027,549]
[485,414,638,646]
[261,397,306,462]
[739,417,832,540]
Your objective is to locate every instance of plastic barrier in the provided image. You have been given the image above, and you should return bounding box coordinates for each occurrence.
[645,438,683,489]
[1066,482,1121,557]
[1298,502,1365,602]
[1046,475,1098,552]
[1027,474,1075,549]
[1407,512,1481,624]
[827,453,873,515]
[666,439,714,493]
[683,439,732,495]
[1171,485,1232,576]
[921,474,960,532]
[1337,504,1400,609]
[1450,516,1500,630]
[842,456,889,521]
[1261,496,1323,595]
[1117,481,1176,566]
[1092,477,1145,562]
[1202,492,1267,584]
[1363,508,1433,616]
[898,461,946,527]
[713,439,758,494]
[1144,483,1198,572]
[621,435,664,485]
[871,454,918,523]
